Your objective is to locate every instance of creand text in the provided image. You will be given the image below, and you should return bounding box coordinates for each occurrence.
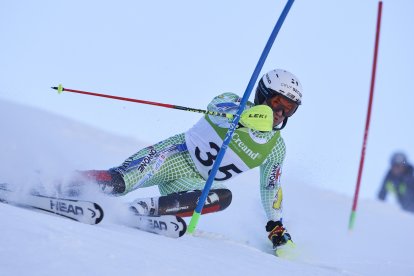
[231,133,259,160]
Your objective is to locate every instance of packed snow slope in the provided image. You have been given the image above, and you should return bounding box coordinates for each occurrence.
[1,99,414,276]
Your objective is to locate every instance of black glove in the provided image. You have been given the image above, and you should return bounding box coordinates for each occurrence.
[266,220,292,248]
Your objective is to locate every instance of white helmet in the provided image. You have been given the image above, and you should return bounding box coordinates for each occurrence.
[254,69,303,130]
[254,69,303,106]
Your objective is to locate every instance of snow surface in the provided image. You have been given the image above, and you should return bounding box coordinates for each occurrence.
[1,99,414,276]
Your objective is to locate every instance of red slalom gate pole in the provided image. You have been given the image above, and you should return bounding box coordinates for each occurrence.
[348,1,383,230]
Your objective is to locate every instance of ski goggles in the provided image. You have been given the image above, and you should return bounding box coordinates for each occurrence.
[267,95,299,117]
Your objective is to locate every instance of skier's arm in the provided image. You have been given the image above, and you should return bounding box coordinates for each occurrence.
[259,141,286,222]
[378,172,390,201]
[206,92,254,128]
[260,140,292,247]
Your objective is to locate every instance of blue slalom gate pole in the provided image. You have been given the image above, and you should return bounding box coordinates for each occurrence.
[187,0,295,233]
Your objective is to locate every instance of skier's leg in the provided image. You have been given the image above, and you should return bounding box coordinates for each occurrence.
[154,178,232,216]
[129,178,232,216]
[113,133,203,194]
[60,134,191,196]
[51,134,200,197]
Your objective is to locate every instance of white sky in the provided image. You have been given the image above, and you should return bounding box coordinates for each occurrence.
[1,0,413,199]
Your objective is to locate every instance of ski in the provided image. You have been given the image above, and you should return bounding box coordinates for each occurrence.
[0,183,186,238]
[124,213,187,238]
[129,188,232,217]
[0,183,104,225]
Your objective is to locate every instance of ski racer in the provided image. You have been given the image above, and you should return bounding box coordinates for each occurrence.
[66,69,303,249]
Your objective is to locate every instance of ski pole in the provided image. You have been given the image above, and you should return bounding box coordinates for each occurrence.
[187,0,295,234]
[349,1,383,231]
[51,84,233,119]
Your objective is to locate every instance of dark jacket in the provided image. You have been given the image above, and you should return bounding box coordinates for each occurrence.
[378,164,414,212]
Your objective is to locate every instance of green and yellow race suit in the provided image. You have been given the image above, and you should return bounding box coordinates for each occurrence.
[114,93,286,222]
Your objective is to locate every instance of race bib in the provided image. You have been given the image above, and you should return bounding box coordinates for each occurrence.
[185,116,278,181]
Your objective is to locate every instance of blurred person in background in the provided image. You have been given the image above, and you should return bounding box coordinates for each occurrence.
[378,152,414,213]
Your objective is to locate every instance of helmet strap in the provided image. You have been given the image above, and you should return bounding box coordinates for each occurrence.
[273,117,288,131]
